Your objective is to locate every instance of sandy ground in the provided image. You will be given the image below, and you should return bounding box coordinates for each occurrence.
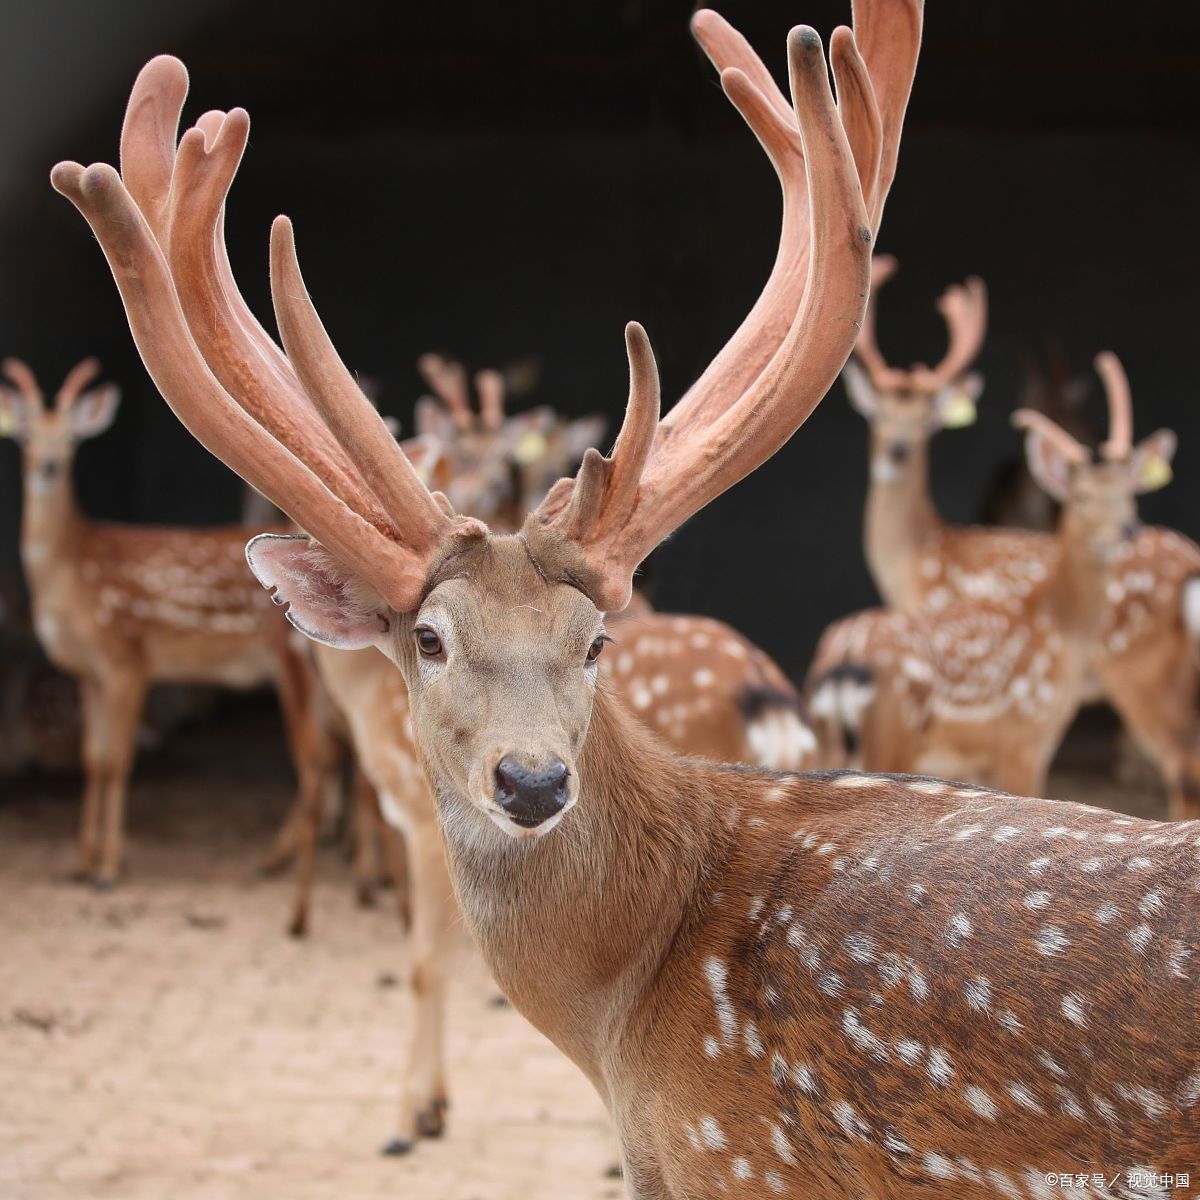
[0,699,1168,1200]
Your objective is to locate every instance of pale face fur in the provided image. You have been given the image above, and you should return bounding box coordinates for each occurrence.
[842,361,983,484]
[386,536,606,842]
[1060,461,1139,564]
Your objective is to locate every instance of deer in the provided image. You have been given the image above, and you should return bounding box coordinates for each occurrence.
[0,359,330,888]
[804,398,1179,794]
[56,4,1200,1193]
[846,263,1200,818]
[272,362,814,930]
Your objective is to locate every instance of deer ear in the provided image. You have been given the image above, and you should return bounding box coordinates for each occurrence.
[841,360,879,419]
[0,387,28,440]
[1021,425,1075,502]
[1129,428,1176,493]
[561,414,608,461]
[934,372,983,429]
[69,384,120,440]
[414,396,456,441]
[245,534,392,650]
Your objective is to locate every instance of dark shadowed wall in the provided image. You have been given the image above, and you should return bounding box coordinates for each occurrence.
[2,0,1198,681]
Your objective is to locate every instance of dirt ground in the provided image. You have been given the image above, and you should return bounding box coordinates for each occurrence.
[0,698,1167,1200]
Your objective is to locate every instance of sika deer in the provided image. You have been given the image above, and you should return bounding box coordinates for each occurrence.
[848,262,1200,817]
[805,399,1178,793]
[0,360,326,886]
[57,4,1200,1194]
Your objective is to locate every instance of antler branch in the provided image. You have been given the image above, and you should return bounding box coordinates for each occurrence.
[1095,351,1132,461]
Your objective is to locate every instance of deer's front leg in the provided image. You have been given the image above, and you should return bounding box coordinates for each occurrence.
[92,671,146,889]
[382,792,452,1154]
[74,677,104,881]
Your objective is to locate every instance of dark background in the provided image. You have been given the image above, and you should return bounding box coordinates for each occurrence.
[2,0,1198,682]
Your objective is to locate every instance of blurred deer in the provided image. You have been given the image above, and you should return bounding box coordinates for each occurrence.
[807,390,1177,793]
[0,359,329,886]
[847,262,1200,816]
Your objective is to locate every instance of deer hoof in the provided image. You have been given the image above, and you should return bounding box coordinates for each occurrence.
[381,1137,413,1157]
[287,915,308,939]
[92,877,116,893]
[416,1098,447,1139]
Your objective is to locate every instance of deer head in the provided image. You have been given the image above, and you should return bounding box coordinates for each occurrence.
[52,3,918,839]
[1014,352,1175,564]
[412,354,606,528]
[0,359,119,494]
[842,255,987,481]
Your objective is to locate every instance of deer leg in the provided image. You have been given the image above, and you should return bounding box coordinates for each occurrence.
[74,678,105,881]
[378,816,412,932]
[286,766,323,938]
[352,765,381,908]
[382,797,453,1155]
[93,673,147,889]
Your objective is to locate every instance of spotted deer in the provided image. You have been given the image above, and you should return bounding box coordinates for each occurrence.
[847,263,1200,817]
[805,399,1179,793]
[0,359,329,886]
[60,4,1200,1194]
[273,357,814,937]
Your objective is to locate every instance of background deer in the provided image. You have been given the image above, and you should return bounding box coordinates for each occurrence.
[56,1,1200,1191]
[847,265,1200,817]
[806,401,1178,793]
[0,359,328,887]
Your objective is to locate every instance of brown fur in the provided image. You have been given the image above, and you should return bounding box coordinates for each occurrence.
[376,535,1199,1197]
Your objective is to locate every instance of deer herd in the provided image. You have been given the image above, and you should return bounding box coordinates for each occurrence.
[1,0,1196,1195]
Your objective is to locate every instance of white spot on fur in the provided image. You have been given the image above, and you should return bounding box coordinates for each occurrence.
[963,1085,998,1120]
[1061,993,1088,1026]
[699,1115,727,1149]
[1127,923,1153,954]
[963,976,992,1012]
[1035,925,1070,956]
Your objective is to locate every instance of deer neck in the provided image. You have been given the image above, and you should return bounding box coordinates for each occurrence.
[431,684,723,1095]
[1048,518,1114,645]
[863,432,942,609]
[20,461,85,598]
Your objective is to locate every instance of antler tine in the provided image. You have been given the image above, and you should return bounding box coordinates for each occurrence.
[165,107,394,530]
[270,216,476,550]
[1011,408,1089,464]
[851,0,923,229]
[417,354,474,431]
[50,163,427,613]
[54,358,102,411]
[527,25,875,610]
[119,55,187,244]
[1095,351,1133,461]
[662,3,913,445]
[853,253,902,388]
[921,275,987,390]
[475,369,506,430]
[1,359,44,408]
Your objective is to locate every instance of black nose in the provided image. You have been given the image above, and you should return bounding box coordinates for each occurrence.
[889,441,909,464]
[1123,520,1141,540]
[40,461,61,481]
[494,755,569,828]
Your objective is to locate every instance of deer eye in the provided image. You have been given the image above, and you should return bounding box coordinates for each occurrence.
[415,627,444,658]
[585,635,610,664]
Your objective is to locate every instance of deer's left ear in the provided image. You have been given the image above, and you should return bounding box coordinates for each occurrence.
[246,534,392,650]
[933,372,983,429]
[69,384,120,440]
[0,387,28,440]
[561,414,608,462]
[1129,428,1176,493]
[841,360,879,419]
[1021,425,1076,502]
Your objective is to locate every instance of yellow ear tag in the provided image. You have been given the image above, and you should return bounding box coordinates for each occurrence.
[514,430,548,465]
[1140,455,1172,491]
[942,392,976,429]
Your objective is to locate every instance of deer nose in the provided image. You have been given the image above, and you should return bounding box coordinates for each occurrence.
[494,755,569,828]
[888,440,909,464]
[1123,519,1141,541]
